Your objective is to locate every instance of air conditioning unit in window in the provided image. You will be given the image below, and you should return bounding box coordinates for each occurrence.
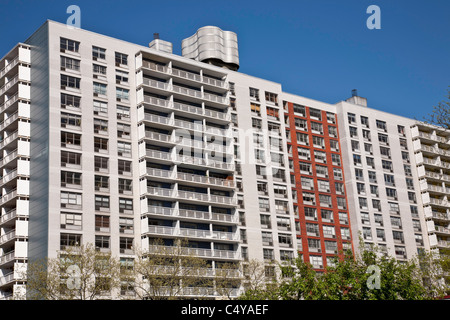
[93,93,98,97]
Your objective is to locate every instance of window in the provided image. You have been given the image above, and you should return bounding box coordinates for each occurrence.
[333,168,343,180]
[95,235,110,251]
[316,165,328,177]
[321,209,333,221]
[95,156,108,172]
[61,93,81,109]
[349,126,358,138]
[119,198,133,211]
[95,195,110,210]
[310,255,323,268]
[61,75,80,89]
[312,136,324,148]
[406,178,414,190]
[92,46,106,60]
[366,157,375,168]
[61,191,82,207]
[393,231,404,243]
[359,197,368,209]
[304,207,317,220]
[61,131,81,147]
[314,150,327,163]
[355,168,364,181]
[368,171,377,183]
[93,100,108,114]
[380,146,391,158]
[408,192,417,203]
[61,171,82,187]
[94,137,108,152]
[311,122,323,134]
[386,188,398,200]
[263,249,274,260]
[400,138,408,150]
[398,125,405,135]
[384,174,395,186]
[93,64,107,76]
[382,160,393,172]
[118,159,132,175]
[326,112,336,124]
[252,118,262,129]
[363,227,372,240]
[115,52,128,66]
[119,217,134,234]
[95,175,109,190]
[93,82,107,95]
[60,38,80,53]
[306,223,319,236]
[120,237,134,254]
[295,118,308,130]
[61,151,81,167]
[262,231,273,245]
[348,113,356,124]
[309,108,322,120]
[404,164,412,176]
[303,192,316,204]
[370,185,379,197]
[376,120,387,131]
[94,118,108,133]
[351,140,360,152]
[61,212,82,230]
[308,238,321,251]
[319,194,332,207]
[328,126,337,137]
[116,87,129,100]
[95,215,110,231]
[401,151,410,163]
[391,216,402,228]
[265,91,278,105]
[362,129,371,141]
[378,133,389,145]
[260,215,272,229]
[361,212,370,224]
[259,198,270,212]
[296,132,309,145]
[119,178,133,193]
[61,112,81,128]
[323,225,336,238]
[329,139,339,151]
[249,87,260,101]
[278,234,292,247]
[331,154,341,166]
[117,141,132,156]
[372,199,381,211]
[357,183,366,195]
[353,154,362,166]
[389,202,400,213]
[116,70,129,83]
[317,180,330,192]
[61,56,80,71]
[361,116,369,127]
[60,233,82,249]
[293,104,306,117]
[117,105,130,119]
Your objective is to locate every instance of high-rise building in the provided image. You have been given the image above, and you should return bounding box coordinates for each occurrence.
[0,20,447,299]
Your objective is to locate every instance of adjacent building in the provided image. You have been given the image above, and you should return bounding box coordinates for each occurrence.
[0,20,446,299]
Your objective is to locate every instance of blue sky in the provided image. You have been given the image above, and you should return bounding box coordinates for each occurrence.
[0,0,448,120]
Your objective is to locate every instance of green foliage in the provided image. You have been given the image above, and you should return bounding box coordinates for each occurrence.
[238,242,448,300]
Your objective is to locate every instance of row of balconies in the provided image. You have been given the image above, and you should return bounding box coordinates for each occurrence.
[143,224,239,241]
[144,150,235,171]
[145,244,240,260]
[145,205,238,224]
[139,77,228,106]
[417,131,449,144]
[141,60,228,90]
[145,168,235,189]
[145,187,236,206]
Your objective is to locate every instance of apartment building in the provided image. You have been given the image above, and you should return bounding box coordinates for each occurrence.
[335,95,429,259]
[411,123,450,255]
[0,20,446,299]
[0,43,31,299]
[282,94,353,270]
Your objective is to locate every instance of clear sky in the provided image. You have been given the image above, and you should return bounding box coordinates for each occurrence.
[1,0,449,120]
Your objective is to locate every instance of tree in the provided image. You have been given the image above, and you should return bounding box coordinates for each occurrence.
[238,242,448,300]
[129,239,214,300]
[25,243,122,300]
[424,87,450,129]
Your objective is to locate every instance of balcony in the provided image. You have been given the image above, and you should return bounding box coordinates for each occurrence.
[146,187,175,198]
[146,205,176,217]
[0,94,19,115]
[178,190,209,202]
[0,75,19,96]
[145,149,172,162]
[172,84,202,99]
[171,67,201,82]
[147,245,240,260]
[142,113,172,127]
[0,131,19,149]
[141,60,169,75]
[0,56,20,79]
[141,78,170,91]
[144,131,174,144]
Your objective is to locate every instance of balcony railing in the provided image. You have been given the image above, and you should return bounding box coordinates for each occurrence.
[0,94,19,114]
[0,57,19,79]
[0,75,19,96]
[141,60,168,73]
[142,95,170,108]
[142,78,170,91]
[172,85,202,98]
